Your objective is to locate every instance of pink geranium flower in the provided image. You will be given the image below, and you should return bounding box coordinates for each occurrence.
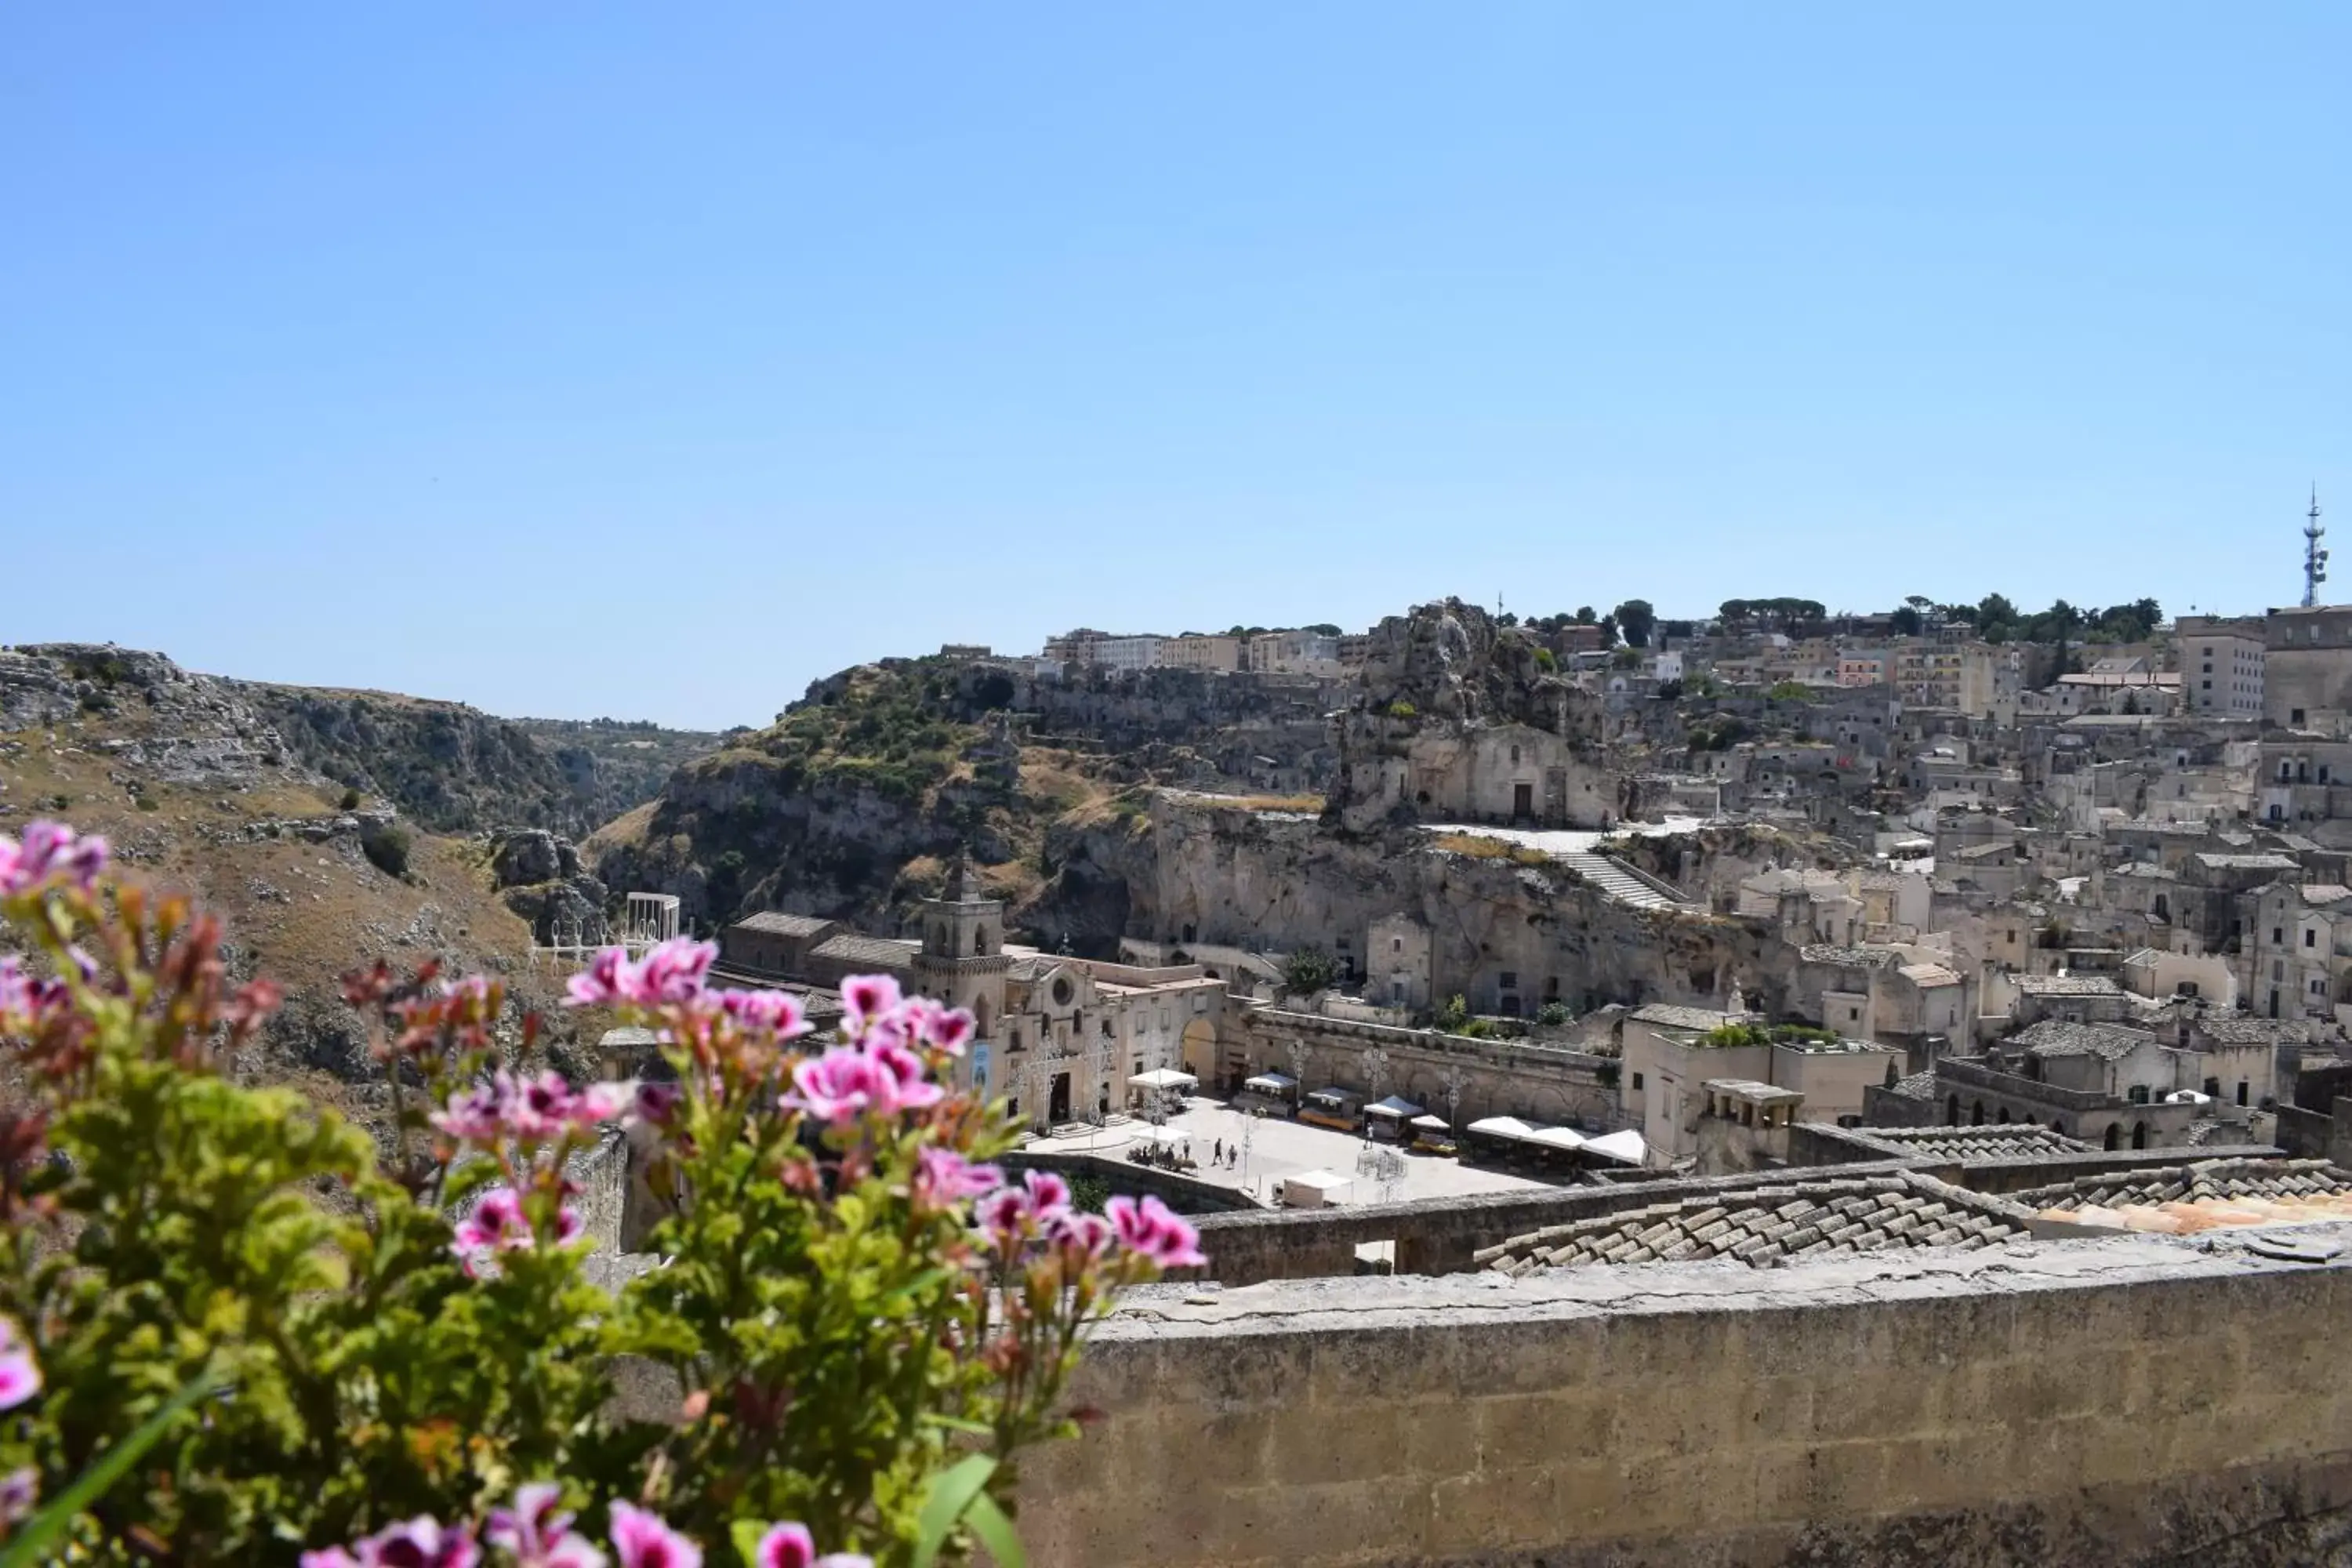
[839,974,902,1036]
[0,1317,39,1410]
[564,947,632,1008]
[864,1041,942,1112]
[0,820,109,896]
[913,1147,1004,1209]
[450,1185,582,1276]
[1107,1194,1207,1269]
[486,1482,606,1568]
[715,988,812,1039]
[608,1503,700,1568]
[429,1081,504,1144]
[1047,1209,1113,1258]
[787,1047,884,1123]
[752,1522,871,1568]
[0,1467,34,1526]
[1022,1169,1072,1217]
[627,1081,681,1128]
[303,1515,479,1568]
[630,939,717,1005]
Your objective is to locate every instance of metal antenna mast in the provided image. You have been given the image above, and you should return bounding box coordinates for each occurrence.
[2305,486,2328,608]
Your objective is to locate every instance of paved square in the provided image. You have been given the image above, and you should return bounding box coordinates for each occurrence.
[1025,1094,1557,1205]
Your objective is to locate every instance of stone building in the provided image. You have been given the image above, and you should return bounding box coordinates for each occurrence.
[720,864,1223,1130]
[2259,602,2352,728]
[1365,912,1432,1011]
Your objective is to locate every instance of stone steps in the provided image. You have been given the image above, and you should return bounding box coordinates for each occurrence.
[1555,851,1693,911]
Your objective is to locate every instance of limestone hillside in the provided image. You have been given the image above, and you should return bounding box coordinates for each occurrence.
[0,644,622,1117]
[245,683,725,837]
[586,654,1345,952]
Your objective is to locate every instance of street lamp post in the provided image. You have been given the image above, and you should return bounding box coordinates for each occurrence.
[1439,1065,1468,1134]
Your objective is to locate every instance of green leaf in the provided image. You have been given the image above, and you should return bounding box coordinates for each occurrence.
[731,1518,771,1566]
[964,1491,1026,1568]
[910,1452,997,1568]
[1,1370,220,1568]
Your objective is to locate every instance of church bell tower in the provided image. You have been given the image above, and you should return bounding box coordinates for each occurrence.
[913,855,1011,1094]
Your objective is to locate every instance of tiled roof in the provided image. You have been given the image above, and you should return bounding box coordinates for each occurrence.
[2303,884,2352,905]
[731,911,835,937]
[2017,1158,2352,1234]
[2013,1019,2155,1061]
[2195,1017,2309,1045]
[1475,1173,2030,1275]
[807,933,920,971]
[1885,1071,1937,1102]
[2194,852,2302,872]
[1799,945,1899,968]
[1856,1123,2096,1159]
[2110,818,2212,837]
[2016,974,2124,996]
[1900,962,1963,987]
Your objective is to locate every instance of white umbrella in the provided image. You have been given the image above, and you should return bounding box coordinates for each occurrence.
[1127,1068,1198,1091]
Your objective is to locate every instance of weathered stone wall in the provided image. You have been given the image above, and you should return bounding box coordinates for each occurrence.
[1236,1006,1620,1129]
[1145,799,1769,1015]
[1020,1232,2352,1566]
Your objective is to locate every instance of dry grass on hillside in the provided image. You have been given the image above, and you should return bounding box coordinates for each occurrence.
[1,724,556,1055]
[1431,833,1554,867]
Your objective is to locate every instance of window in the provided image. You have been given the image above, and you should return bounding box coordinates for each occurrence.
[2238,1081,2250,1106]
[2274,927,2285,946]
[2307,930,2318,948]
[1631,1073,1644,1091]
[1498,971,1519,991]
[1392,937,1403,953]
[2316,978,2330,996]
[2128,1085,2150,1105]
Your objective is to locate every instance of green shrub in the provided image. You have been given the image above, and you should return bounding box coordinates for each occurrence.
[339,786,363,810]
[1536,1001,1572,1027]
[0,824,1196,1563]
[361,822,412,877]
[1282,947,1338,995]
[1385,700,1417,720]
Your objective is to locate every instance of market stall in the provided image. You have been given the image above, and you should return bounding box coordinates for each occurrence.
[1362,1094,1426,1142]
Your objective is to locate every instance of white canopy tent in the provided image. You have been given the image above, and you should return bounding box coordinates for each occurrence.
[1242,1070,1298,1094]
[1127,1068,1198,1091]
[1283,1168,1352,1208]
[1581,1129,1649,1164]
[1363,1095,1427,1120]
[1523,1125,1588,1152]
[1409,1113,1452,1134]
[1465,1115,1543,1142]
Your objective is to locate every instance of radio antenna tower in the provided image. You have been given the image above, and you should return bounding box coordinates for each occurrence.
[2305,486,2328,608]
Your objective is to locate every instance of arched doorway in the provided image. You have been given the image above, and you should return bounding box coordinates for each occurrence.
[2103,1124,2120,1151]
[2131,1121,2147,1150]
[1946,1094,1960,1127]
[1971,1101,1986,1126]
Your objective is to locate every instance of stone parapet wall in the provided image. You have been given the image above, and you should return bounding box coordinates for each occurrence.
[1020,1230,2352,1566]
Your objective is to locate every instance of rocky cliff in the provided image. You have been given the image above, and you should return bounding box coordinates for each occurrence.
[244,684,721,837]
[0,644,615,1117]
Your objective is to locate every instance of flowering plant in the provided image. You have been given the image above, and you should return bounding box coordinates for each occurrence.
[0,823,1200,1563]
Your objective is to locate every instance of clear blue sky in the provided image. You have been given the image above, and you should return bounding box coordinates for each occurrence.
[5,5,2347,730]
